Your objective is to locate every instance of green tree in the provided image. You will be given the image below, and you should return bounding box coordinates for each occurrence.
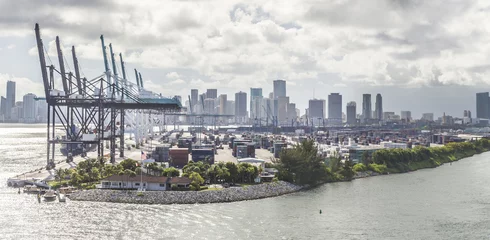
[188,172,204,191]
[163,167,180,177]
[275,140,329,185]
[54,168,65,183]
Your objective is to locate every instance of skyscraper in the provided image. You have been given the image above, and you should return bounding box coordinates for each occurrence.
[250,88,263,119]
[346,101,357,125]
[476,92,489,119]
[273,80,286,99]
[219,94,227,115]
[191,89,198,109]
[23,93,37,123]
[6,80,15,120]
[206,89,217,99]
[308,99,326,120]
[328,93,342,124]
[235,91,247,122]
[375,93,383,120]
[277,96,289,125]
[0,96,6,117]
[362,94,372,123]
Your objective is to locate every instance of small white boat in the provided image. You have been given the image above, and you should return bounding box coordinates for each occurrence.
[43,190,57,202]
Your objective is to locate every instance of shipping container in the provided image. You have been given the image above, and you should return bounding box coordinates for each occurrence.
[191,149,215,164]
[273,142,286,158]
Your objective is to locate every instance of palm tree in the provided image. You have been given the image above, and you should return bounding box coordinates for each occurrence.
[54,168,65,183]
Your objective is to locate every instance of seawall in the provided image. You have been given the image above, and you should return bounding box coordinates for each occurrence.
[69,181,303,204]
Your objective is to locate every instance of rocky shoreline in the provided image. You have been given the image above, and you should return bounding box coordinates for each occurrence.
[68,181,303,204]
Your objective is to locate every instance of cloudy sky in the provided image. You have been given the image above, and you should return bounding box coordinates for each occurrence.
[0,0,489,118]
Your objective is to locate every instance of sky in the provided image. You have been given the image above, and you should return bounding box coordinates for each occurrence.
[0,0,489,118]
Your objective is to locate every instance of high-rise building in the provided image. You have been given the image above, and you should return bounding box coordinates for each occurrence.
[226,100,235,116]
[23,93,37,123]
[288,103,296,120]
[251,96,264,121]
[277,96,289,125]
[206,89,217,99]
[308,99,326,120]
[10,101,22,122]
[401,111,412,122]
[464,110,472,118]
[422,113,434,121]
[273,80,286,99]
[0,96,6,117]
[203,98,216,114]
[375,93,383,120]
[235,91,247,121]
[6,80,15,120]
[328,93,342,125]
[346,101,357,125]
[476,92,490,119]
[362,94,372,123]
[191,89,198,109]
[250,88,263,120]
[37,100,47,123]
[219,94,227,115]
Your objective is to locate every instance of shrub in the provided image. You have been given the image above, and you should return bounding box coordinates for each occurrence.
[171,184,178,191]
[136,192,144,197]
[352,163,367,172]
[368,163,387,174]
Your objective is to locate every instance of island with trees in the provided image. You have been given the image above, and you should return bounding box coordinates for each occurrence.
[65,138,490,204]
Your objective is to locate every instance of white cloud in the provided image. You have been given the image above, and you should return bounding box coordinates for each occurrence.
[3,0,490,108]
[166,72,180,79]
[7,44,15,49]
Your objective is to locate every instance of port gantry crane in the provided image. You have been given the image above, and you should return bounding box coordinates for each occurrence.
[34,23,182,169]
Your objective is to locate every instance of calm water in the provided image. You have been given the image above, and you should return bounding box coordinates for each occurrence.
[1,124,490,239]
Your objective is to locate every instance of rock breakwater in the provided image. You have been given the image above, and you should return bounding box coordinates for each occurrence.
[69,181,303,204]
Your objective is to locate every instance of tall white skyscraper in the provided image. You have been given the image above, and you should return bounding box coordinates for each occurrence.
[6,80,15,120]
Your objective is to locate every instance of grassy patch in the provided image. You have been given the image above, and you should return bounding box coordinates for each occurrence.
[47,180,70,189]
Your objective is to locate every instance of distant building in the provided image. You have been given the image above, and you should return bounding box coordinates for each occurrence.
[190,89,198,109]
[23,93,37,123]
[476,92,489,119]
[328,93,342,125]
[203,98,215,114]
[250,88,262,119]
[346,101,357,125]
[206,89,217,99]
[362,94,372,123]
[235,91,247,122]
[422,113,434,122]
[37,100,47,123]
[226,100,235,116]
[383,112,396,120]
[463,110,472,118]
[10,101,23,122]
[400,111,412,122]
[375,94,383,120]
[0,96,6,120]
[287,103,296,125]
[273,80,286,99]
[219,94,227,115]
[277,96,289,125]
[6,80,15,120]
[309,99,326,126]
